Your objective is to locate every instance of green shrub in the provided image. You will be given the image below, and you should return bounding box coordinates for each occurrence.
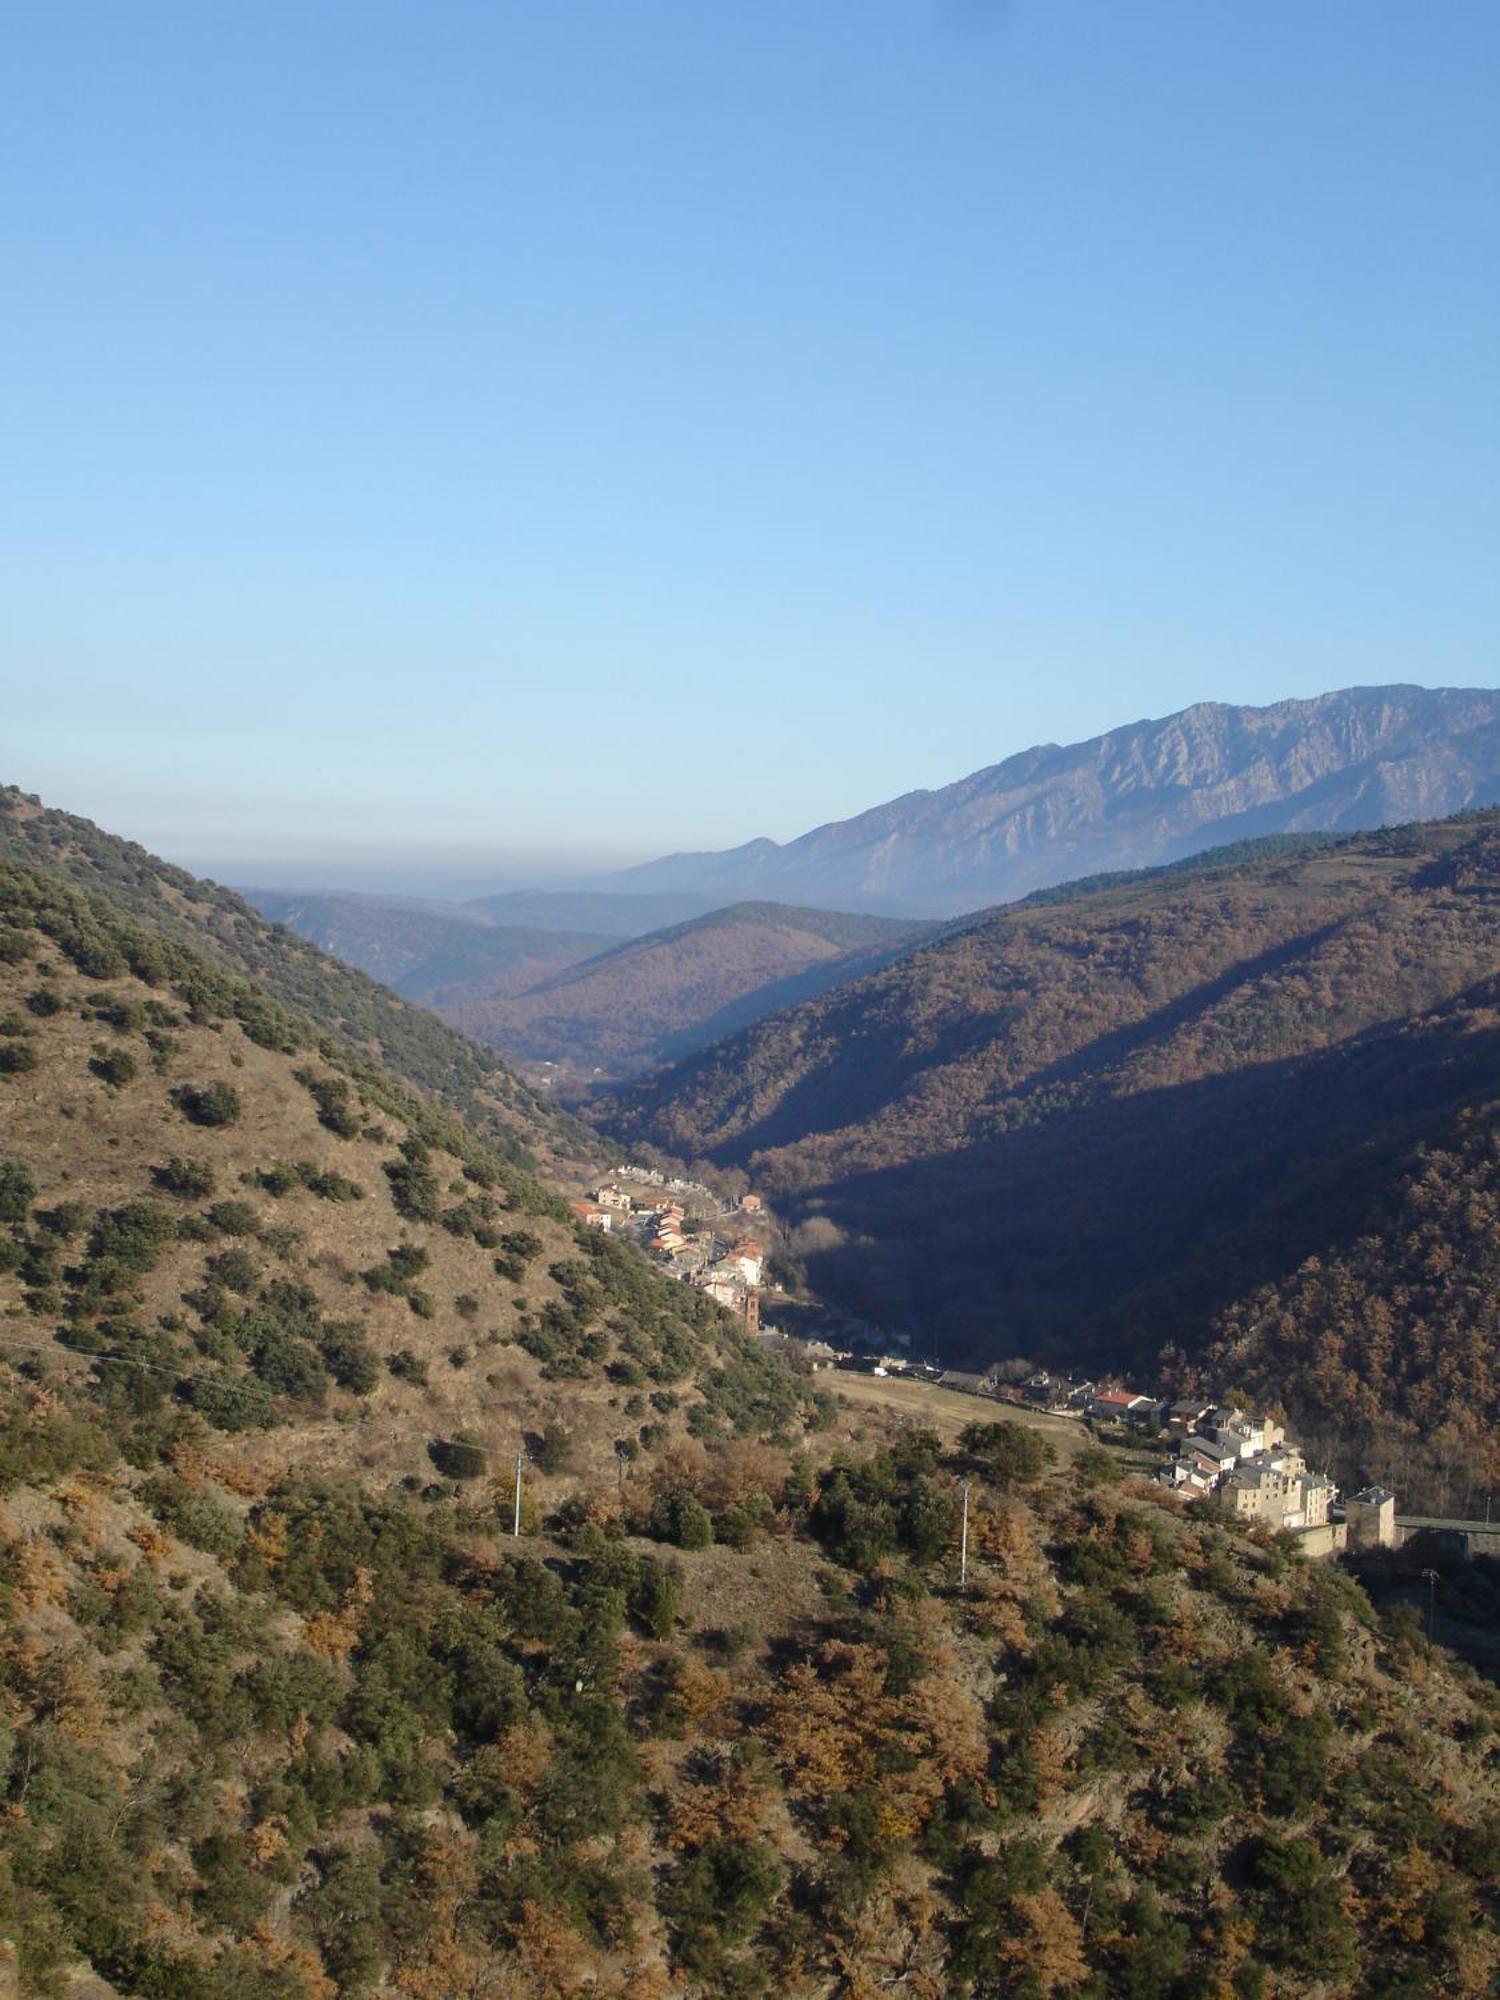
[364,1243,430,1295]
[493,1229,543,1281]
[662,1837,781,1973]
[1248,1836,1358,1979]
[433,1436,488,1480]
[207,1247,259,1294]
[651,1489,714,1550]
[180,1369,277,1431]
[300,1847,387,1989]
[153,1157,216,1199]
[959,1419,1056,1487]
[142,1473,245,1560]
[34,1198,90,1238]
[89,1046,138,1086]
[320,1322,380,1394]
[631,1556,680,1640]
[1259,1713,1333,1814]
[533,1422,574,1474]
[385,1141,440,1223]
[201,1201,257,1240]
[85,992,145,1032]
[0,1160,37,1224]
[297,1071,362,1139]
[173,1081,242,1127]
[88,1200,178,1277]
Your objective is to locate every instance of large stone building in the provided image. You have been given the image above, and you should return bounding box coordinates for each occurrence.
[1225,1451,1333,1532]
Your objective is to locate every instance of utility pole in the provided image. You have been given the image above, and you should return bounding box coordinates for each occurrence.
[1422,1566,1439,1641]
[513,1448,525,1538]
[959,1480,971,1590]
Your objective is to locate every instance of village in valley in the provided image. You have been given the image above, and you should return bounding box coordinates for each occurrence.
[824,1356,1392,1559]
[570,1171,1455,1566]
[570,1164,771,1327]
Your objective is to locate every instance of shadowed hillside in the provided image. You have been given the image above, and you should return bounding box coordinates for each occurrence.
[244,888,611,1005]
[443,901,939,1080]
[599,814,1500,1490]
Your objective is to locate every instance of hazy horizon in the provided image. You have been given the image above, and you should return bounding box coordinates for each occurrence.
[6,3,1497,887]
[15,671,1500,899]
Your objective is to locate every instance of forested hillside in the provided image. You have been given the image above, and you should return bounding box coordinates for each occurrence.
[1,818,1498,1995]
[447,902,935,1080]
[0,790,592,1174]
[243,890,611,1009]
[601,815,1500,1498]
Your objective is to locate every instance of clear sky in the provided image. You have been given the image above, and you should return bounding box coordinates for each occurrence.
[3,2,1497,892]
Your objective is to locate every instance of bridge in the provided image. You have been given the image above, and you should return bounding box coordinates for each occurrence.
[1394,1515,1500,1558]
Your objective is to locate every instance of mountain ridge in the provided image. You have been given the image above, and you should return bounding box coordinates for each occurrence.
[602,684,1500,914]
[242,888,613,1006]
[441,899,940,1080]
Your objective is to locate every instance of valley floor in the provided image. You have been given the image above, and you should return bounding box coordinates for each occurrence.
[832,1369,1086,1458]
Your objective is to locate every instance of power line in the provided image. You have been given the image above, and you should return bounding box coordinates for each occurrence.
[0,1330,184,1381]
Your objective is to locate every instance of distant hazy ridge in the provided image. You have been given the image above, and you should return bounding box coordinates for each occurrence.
[604,685,1500,914]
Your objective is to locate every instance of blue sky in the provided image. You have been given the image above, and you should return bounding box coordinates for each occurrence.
[3,2,1496,892]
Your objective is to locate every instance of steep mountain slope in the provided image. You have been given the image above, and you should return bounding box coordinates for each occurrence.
[0,840,816,1993]
[0,848,763,1488]
[448,901,938,1080]
[600,814,1500,1490]
[2,823,1498,1997]
[243,889,610,1005]
[0,788,591,1174]
[606,685,1500,914]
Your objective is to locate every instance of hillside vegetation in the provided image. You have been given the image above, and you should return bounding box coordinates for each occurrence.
[0,790,591,1176]
[1,806,1497,1998]
[446,902,936,1081]
[601,814,1500,1502]
[244,891,611,1009]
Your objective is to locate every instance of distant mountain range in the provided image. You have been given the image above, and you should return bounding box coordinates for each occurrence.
[244,684,1500,1078]
[467,887,727,936]
[602,685,1500,914]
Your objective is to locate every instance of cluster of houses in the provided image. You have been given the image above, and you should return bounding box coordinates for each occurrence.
[573,1174,769,1328]
[1017,1371,1156,1420]
[1004,1374,1356,1547]
[1156,1401,1337,1536]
